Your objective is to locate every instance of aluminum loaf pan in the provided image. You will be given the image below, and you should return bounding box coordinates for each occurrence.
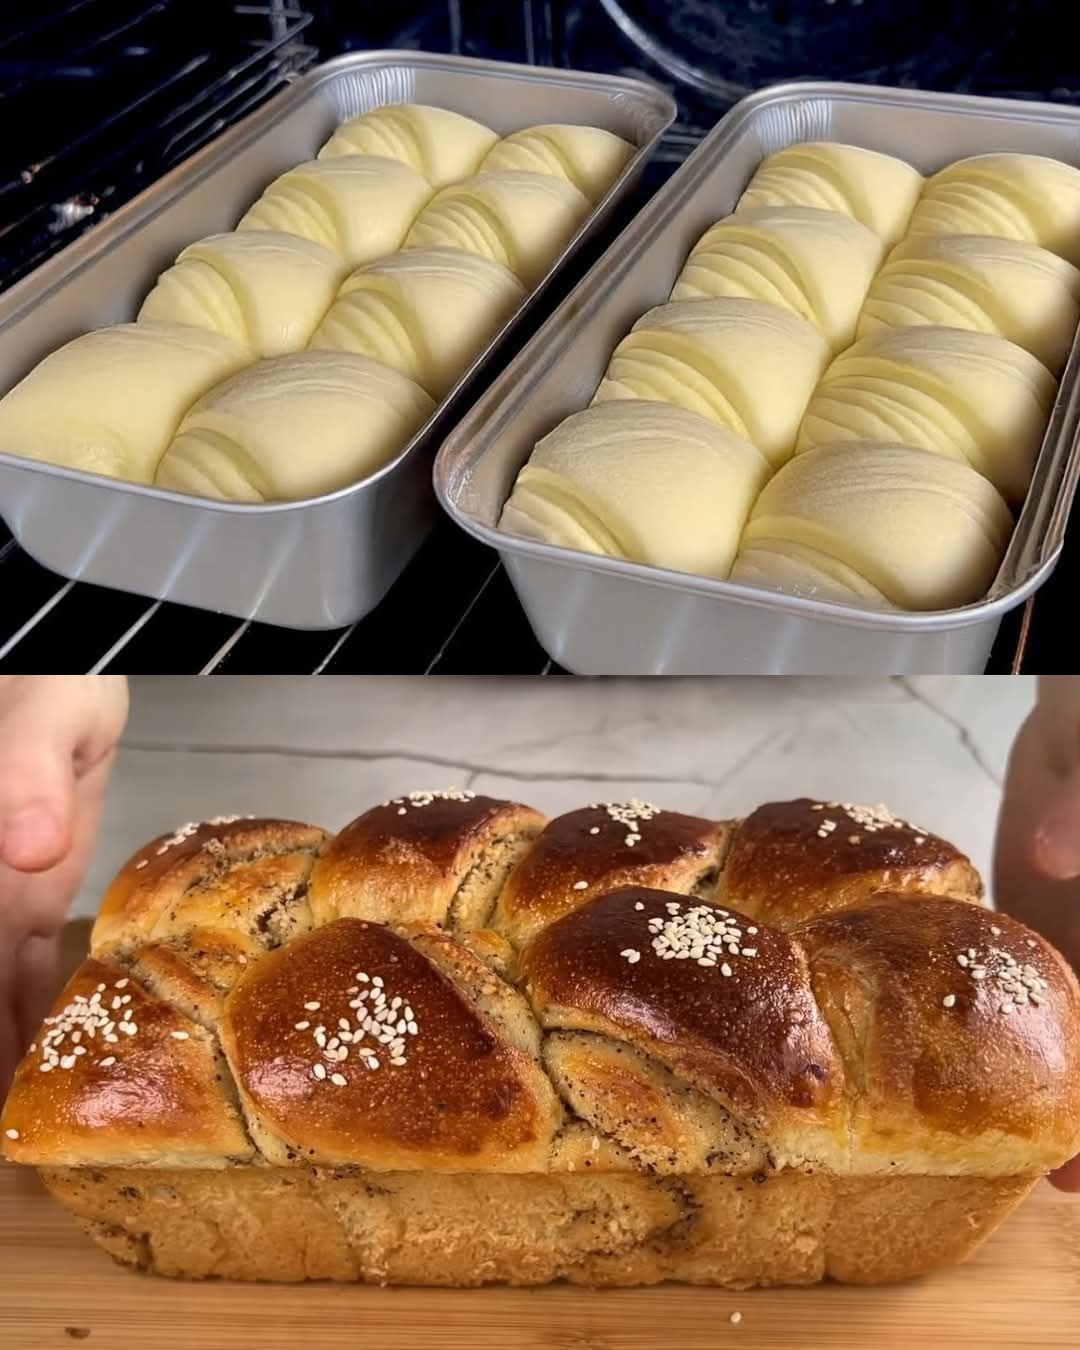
[0,52,676,630]
[434,81,1080,673]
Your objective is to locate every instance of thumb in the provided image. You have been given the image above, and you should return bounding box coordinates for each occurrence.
[1029,774,1080,881]
[0,711,77,875]
[1048,1154,1080,1193]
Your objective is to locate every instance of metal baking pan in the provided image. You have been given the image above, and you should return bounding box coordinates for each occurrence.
[435,81,1080,674]
[0,52,675,630]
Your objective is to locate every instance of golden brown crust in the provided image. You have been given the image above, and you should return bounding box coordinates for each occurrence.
[0,958,252,1167]
[220,918,561,1171]
[128,927,265,1029]
[520,887,846,1152]
[493,803,731,946]
[307,793,546,932]
[91,817,329,954]
[797,894,1080,1173]
[720,798,983,928]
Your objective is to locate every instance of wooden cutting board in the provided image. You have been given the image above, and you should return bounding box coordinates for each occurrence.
[2,1163,1077,1349]
[2,926,1078,1349]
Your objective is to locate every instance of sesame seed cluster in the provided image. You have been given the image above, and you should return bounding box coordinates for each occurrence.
[34,977,138,1073]
[134,813,255,869]
[810,800,926,845]
[620,898,759,973]
[388,788,477,816]
[587,798,661,848]
[943,934,1049,1016]
[294,973,420,1087]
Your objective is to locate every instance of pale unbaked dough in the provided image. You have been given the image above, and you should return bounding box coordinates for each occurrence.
[498,400,768,578]
[908,153,1080,266]
[155,351,435,503]
[796,325,1057,504]
[403,171,590,287]
[237,156,433,266]
[480,124,634,202]
[738,142,923,246]
[731,442,1014,611]
[671,206,885,351]
[592,298,829,468]
[138,231,349,358]
[318,104,497,188]
[857,233,1080,375]
[0,322,249,484]
[309,247,525,398]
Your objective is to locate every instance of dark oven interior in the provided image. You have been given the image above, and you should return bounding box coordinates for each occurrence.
[1,0,1078,673]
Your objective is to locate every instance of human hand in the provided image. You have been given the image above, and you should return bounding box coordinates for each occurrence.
[0,676,128,1097]
[994,675,1080,1191]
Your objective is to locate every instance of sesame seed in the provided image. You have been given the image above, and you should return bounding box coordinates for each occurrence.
[1026,939,1037,948]
[115,979,128,989]
[391,1057,407,1066]
[741,948,757,957]
[634,902,644,911]
[39,1063,52,1073]
[730,1312,742,1326]
[5,1128,19,1140]
[914,836,926,845]
[304,1001,321,1011]
[956,954,969,967]
[121,1023,137,1036]
[620,949,641,964]
[747,927,758,935]
[312,1063,327,1080]
[848,835,861,845]
[720,963,733,977]
[99,1057,116,1067]
[294,1021,310,1031]
[573,881,588,891]
[170,1030,190,1041]
[942,994,956,1008]
[398,807,407,815]
[1000,1002,1013,1015]
[331,1073,348,1086]
[589,827,600,835]
[135,859,148,869]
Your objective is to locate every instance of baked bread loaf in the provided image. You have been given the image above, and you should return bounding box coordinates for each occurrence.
[236,155,433,266]
[857,233,1080,375]
[498,400,769,578]
[154,351,434,502]
[403,171,590,287]
[3,790,1079,1286]
[670,206,885,352]
[795,326,1057,504]
[4,791,1079,1285]
[907,152,1080,266]
[308,247,525,398]
[479,123,634,202]
[0,322,249,483]
[137,231,349,358]
[730,442,1013,611]
[591,298,830,468]
[737,142,924,246]
[317,103,497,187]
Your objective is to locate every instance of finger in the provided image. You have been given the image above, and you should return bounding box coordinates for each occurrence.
[1047,1154,1080,1192]
[0,736,74,874]
[1029,777,1080,881]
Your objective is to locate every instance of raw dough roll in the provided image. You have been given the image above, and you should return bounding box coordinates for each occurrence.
[0,322,249,484]
[738,142,923,246]
[857,233,1080,375]
[796,325,1057,504]
[309,247,525,398]
[671,206,885,352]
[731,442,1013,611]
[479,124,634,202]
[138,231,349,358]
[155,351,434,503]
[498,400,768,578]
[237,156,433,266]
[907,153,1080,266]
[318,104,497,188]
[592,298,829,469]
[403,171,590,287]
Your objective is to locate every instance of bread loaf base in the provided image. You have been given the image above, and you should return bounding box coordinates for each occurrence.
[40,1166,1035,1287]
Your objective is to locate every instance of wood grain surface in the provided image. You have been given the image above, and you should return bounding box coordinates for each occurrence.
[3,924,1078,1350]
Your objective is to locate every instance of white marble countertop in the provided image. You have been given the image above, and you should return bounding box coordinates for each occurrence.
[70,675,1034,917]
